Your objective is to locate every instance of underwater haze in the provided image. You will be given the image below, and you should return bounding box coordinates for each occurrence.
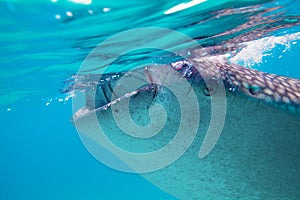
[1,0,300,199]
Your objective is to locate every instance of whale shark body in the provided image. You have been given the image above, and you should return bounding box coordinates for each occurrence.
[66,7,300,198]
[71,50,300,199]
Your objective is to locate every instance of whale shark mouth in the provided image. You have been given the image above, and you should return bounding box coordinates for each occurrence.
[71,60,197,120]
[71,55,300,123]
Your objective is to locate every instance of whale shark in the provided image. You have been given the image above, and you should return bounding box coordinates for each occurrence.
[71,50,300,199]
[66,6,300,198]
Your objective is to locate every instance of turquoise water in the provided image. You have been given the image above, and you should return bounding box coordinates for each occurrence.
[0,0,300,199]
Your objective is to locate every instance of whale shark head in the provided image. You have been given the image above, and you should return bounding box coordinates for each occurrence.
[71,56,300,199]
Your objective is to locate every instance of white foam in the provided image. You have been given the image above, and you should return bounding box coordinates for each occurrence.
[230,32,300,67]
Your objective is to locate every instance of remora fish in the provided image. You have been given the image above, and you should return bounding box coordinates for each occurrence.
[72,53,300,199]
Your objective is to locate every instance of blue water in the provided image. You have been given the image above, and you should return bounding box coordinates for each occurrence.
[0,100,177,199]
[1,0,300,199]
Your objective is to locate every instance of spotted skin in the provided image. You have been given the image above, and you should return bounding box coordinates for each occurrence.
[189,57,300,107]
